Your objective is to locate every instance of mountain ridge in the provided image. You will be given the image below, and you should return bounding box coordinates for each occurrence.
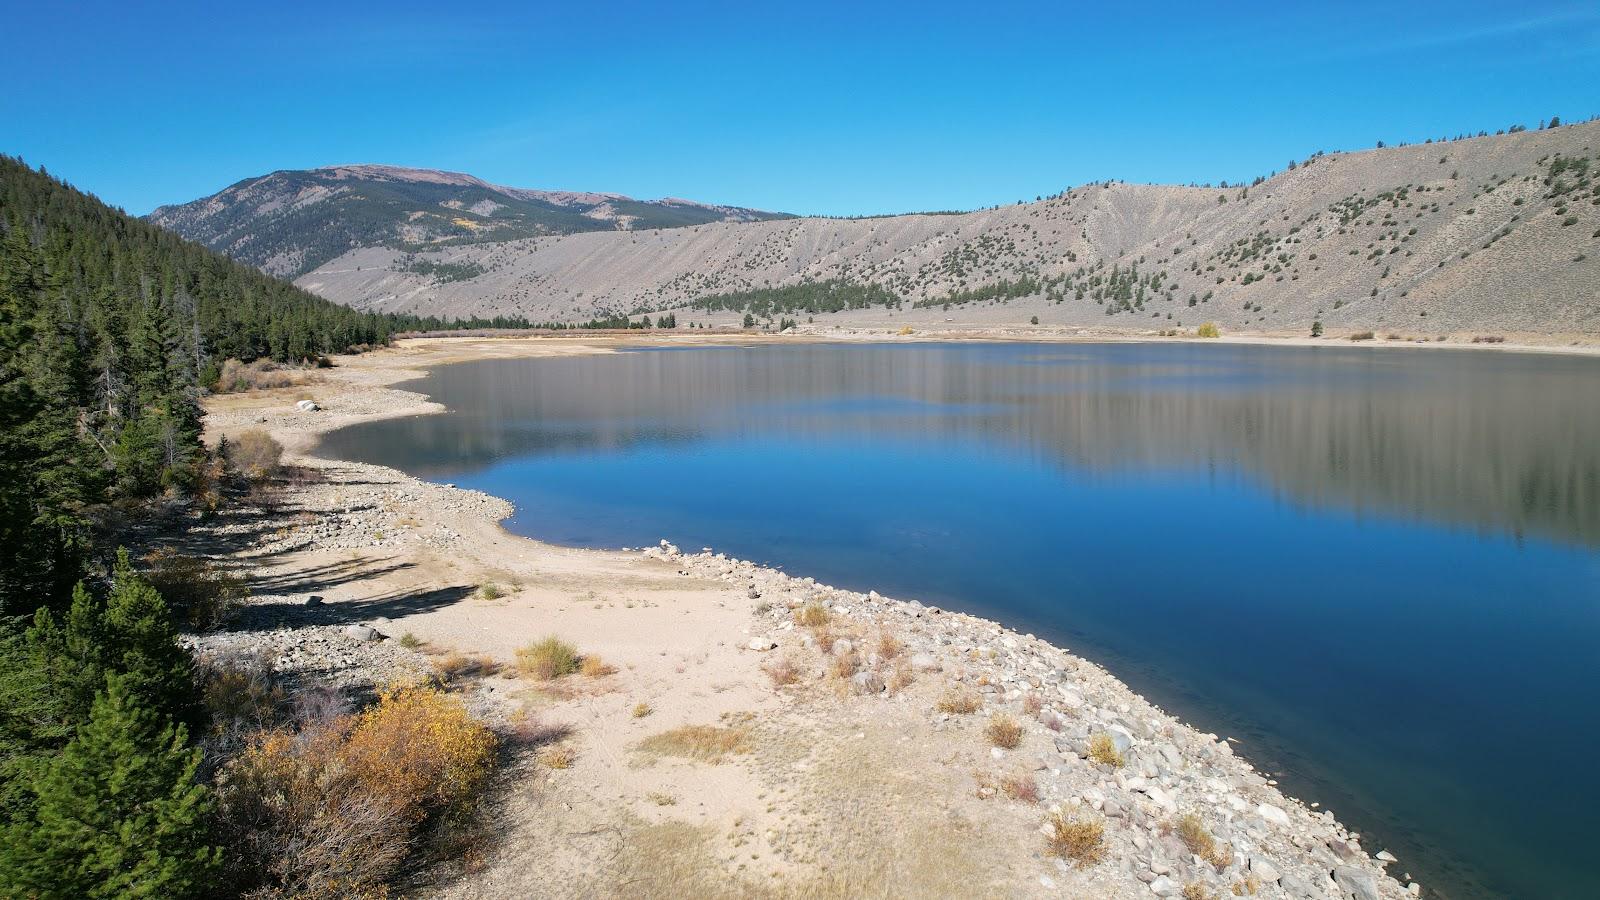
[155,123,1600,334]
[146,164,793,279]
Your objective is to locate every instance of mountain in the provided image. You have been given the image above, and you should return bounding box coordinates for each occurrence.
[156,124,1600,334]
[147,164,794,279]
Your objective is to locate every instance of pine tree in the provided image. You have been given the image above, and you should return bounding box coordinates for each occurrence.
[0,672,219,898]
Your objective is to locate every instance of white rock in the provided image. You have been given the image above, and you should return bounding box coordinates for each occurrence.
[1257,803,1291,828]
[747,638,777,651]
[1249,856,1281,883]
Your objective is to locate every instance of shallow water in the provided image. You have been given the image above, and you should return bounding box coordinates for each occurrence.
[318,342,1600,898]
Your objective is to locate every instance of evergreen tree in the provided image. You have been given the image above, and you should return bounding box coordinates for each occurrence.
[0,672,219,899]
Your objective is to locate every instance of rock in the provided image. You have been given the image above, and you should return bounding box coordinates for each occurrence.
[1279,874,1320,899]
[850,671,885,695]
[747,638,777,651]
[1332,865,1381,900]
[909,652,941,672]
[343,624,381,642]
[295,399,320,412]
[747,587,761,599]
[1375,850,1396,863]
[1107,724,1136,753]
[830,638,854,657]
[1257,802,1292,828]
[1249,856,1281,883]
[1058,686,1085,708]
[1148,875,1179,897]
[304,595,324,607]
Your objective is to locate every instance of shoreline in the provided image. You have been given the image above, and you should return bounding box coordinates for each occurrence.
[200,334,1418,898]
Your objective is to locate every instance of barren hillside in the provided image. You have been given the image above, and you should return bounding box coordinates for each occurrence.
[169,124,1600,334]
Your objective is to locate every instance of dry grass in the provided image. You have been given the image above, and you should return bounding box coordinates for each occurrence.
[1021,693,1043,717]
[794,603,831,627]
[477,582,506,600]
[1176,813,1233,867]
[1088,733,1125,768]
[1232,874,1262,896]
[1000,772,1039,803]
[580,655,617,677]
[224,429,284,482]
[516,636,580,680]
[936,687,981,715]
[214,357,317,393]
[432,652,501,683]
[631,702,653,718]
[637,723,752,763]
[1349,330,1376,341]
[887,661,915,694]
[1196,322,1221,338]
[876,630,903,659]
[829,650,859,680]
[1184,883,1219,900]
[985,714,1023,749]
[540,745,576,769]
[1045,811,1105,867]
[763,655,802,687]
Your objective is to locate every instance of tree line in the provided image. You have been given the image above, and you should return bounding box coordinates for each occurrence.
[0,154,518,895]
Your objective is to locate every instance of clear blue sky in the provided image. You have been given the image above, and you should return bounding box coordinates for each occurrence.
[4,1,1597,216]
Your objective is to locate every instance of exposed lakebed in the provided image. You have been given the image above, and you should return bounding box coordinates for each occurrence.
[318,341,1600,898]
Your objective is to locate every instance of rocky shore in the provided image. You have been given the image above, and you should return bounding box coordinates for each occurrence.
[191,335,1418,898]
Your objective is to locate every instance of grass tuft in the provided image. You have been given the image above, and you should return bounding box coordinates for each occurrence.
[516,636,580,680]
[1087,733,1125,768]
[794,603,831,627]
[985,714,1023,749]
[1045,811,1105,867]
[936,687,981,715]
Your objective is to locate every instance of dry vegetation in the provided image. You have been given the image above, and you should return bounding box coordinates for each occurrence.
[516,635,580,680]
[223,429,283,482]
[637,722,753,763]
[215,682,496,897]
[1088,732,1126,768]
[1045,811,1106,868]
[936,686,981,715]
[985,713,1023,749]
[142,548,248,631]
[1176,813,1234,868]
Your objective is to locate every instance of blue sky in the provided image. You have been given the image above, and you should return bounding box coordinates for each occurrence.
[4,1,1597,216]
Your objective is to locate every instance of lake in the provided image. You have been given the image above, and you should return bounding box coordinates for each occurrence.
[317,341,1600,898]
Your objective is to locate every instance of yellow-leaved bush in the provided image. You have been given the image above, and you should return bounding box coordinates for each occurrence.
[218,682,497,898]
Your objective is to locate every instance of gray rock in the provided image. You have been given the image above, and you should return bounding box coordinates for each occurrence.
[1333,866,1381,900]
[304,595,324,607]
[850,671,885,694]
[909,652,941,672]
[343,624,381,642]
[1248,856,1281,883]
[1279,874,1320,899]
[830,638,854,657]
[1107,724,1136,753]
[1147,875,1179,897]
[747,587,761,599]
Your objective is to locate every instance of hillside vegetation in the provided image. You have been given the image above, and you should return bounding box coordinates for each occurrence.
[0,156,515,897]
[216,121,1600,335]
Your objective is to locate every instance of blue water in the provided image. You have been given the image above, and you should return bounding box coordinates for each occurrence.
[318,342,1600,898]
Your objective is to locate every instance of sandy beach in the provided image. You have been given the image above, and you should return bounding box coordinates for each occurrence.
[195,334,1418,898]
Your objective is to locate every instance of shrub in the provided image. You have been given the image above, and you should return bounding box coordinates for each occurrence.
[1196,322,1221,338]
[763,656,801,687]
[398,632,422,649]
[829,650,859,679]
[1087,733,1125,768]
[1184,883,1218,900]
[632,702,653,718]
[638,724,752,762]
[1177,813,1232,867]
[1045,811,1105,867]
[1021,693,1043,717]
[477,582,505,601]
[540,745,575,769]
[937,687,981,715]
[218,683,495,897]
[517,636,580,680]
[432,652,499,682]
[876,630,903,659]
[985,714,1023,749]
[1348,331,1375,341]
[225,429,283,481]
[580,655,617,677]
[213,358,305,393]
[142,548,248,631]
[794,604,831,627]
[1000,773,1039,802]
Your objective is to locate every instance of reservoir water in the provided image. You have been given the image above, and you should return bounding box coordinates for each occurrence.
[317,341,1600,898]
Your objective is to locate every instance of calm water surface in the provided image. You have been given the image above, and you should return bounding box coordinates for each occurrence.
[319,343,1600,899]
